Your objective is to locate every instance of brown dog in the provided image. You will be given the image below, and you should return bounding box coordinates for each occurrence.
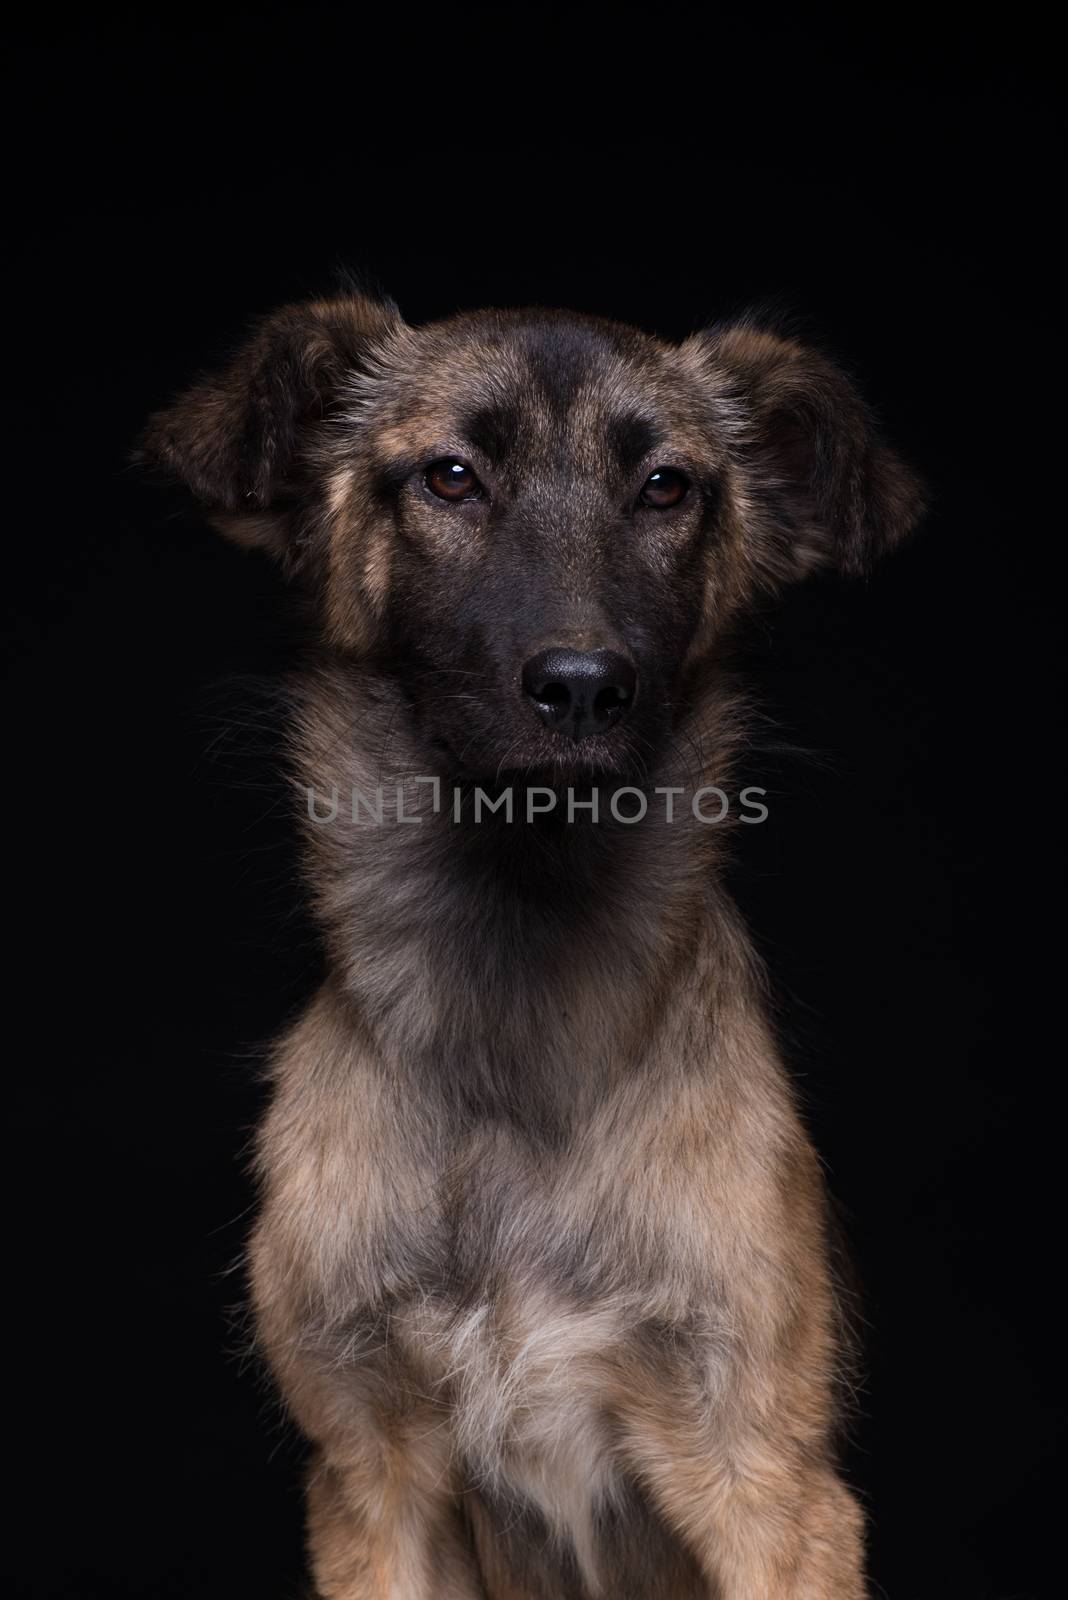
[142,291,922,1598]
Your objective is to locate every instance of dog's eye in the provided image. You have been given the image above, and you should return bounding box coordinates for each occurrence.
[639,468,688,509]
[425,459,483,502]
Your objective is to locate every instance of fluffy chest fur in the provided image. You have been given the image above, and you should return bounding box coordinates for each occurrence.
[355,1118,737,1592]
[397,1281,632,1586]
[254,988,797,1575]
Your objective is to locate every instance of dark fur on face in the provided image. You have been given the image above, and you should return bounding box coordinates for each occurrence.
[142,293,920,786]
[141,289,922,1600]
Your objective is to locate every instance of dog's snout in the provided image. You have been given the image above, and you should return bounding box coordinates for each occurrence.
[521,648,637,740]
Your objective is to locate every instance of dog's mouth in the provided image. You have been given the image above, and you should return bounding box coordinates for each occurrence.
[518,742,645,786]
[438,725,655,790]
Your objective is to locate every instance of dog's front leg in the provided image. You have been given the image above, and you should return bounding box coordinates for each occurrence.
[616,1380,866,1598]
[304,1433,484,1600]
[254,1291,483,1598]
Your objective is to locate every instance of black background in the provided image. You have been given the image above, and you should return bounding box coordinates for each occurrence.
[4,10,1059,1599]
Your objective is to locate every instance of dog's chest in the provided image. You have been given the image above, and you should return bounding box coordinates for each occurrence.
[327,1105,709,1577]
[374,1131,639,1573]
[396,1276,626,1581]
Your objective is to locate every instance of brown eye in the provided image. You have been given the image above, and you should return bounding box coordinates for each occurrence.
[425,459,482,501]
[639,468,688,509]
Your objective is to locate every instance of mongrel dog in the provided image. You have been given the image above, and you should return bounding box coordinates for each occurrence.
[142,291,922,1599]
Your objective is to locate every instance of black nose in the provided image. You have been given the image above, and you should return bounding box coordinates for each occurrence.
[521,648,638,741]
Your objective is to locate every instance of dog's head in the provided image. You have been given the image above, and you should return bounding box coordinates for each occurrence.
[141,292,922,783]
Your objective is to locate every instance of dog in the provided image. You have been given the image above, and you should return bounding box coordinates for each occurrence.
[141,289,922,1598]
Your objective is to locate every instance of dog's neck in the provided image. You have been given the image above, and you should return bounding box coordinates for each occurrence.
[293,658,755,1129]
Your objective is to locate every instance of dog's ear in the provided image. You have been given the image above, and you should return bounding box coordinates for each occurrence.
[683,321,924,579]
[137,292,400,563]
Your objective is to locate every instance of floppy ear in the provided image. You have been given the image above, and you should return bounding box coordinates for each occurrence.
[137,292,400,563]
[685,322,924,578]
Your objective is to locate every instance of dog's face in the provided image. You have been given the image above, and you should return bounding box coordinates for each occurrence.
[335,311,736,783]
[142,295,921,782]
